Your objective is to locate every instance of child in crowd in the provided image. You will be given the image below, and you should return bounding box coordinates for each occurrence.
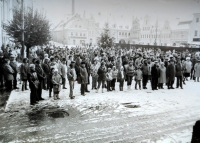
[51,69,62,100]
[135,66,143,90]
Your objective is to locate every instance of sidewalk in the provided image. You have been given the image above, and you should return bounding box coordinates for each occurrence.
[5,80,200,115]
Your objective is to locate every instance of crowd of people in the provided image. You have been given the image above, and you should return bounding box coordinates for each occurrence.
[0,44,200,105]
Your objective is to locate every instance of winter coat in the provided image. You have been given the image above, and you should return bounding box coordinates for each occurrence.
[151,64,159,78]
[194,63,200,77]
[141,64,148,75]
[67,68,77,81]
[60,63,67,78]
[79,66,88,84]
[3,63,14,80]
[158,67,166,83]
[91,63,100,77]
[184,61,192,73]
[112,69,118,79]
[117,70,125,82]
[20,63,29,80]
[52,74,62,92]
[10,61,18,74]
[135,70,142,80]
[42,63,51,76]
[106,71,113,81]
[126,65,135,76]
[175,63,183,77]
[97,66,107,81]
[166,64,175,81]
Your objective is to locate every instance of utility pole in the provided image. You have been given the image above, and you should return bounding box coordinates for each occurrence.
[155,19,158,46]
[21,0,25,58]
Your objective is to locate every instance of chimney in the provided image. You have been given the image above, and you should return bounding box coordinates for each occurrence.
[72,0,75,15]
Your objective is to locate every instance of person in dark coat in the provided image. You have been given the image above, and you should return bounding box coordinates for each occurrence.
[151,60,159,90]
[42,57,51,90]
[35,59,46,100]
[175,58,183,89]
[82,57,90,92]
[79,62,88,96]
[27,64,39,105]
[141,59,149,89]
[3,59,14,91]
[166,60,176,89]
[117,66,125,91]
[10,55,19,89]
[97,62,107,93]
[20,58,29,91]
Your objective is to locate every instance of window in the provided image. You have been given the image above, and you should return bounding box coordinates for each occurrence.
[196,18,199,22]
[73,40,76,45]
[76,32,78,36]
[125,33,127,36]
[71,32,73,36]
[80,33,82,36]
[122,32,124,36]
[129,33,130,36]
[119,32,121,35]
[75,25,77,28]
[83,33,85,36]
[79,25,81,28]
[195,30,198,36]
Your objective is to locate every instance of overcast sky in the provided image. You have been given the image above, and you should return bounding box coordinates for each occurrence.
[31,0,200,28]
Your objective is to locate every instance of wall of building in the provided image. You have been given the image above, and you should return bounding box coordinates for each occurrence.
[188,13,200,44]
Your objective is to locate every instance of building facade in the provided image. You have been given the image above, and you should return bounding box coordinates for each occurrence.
[52,13,200,47]
[188,13,200,45]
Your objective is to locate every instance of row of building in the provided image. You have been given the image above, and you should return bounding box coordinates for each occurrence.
[52,13,200,47]
[1,0,200,48]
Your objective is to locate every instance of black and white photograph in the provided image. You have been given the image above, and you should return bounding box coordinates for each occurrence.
[0,0,200,142]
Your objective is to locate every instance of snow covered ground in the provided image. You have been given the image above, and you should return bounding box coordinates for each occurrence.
[4,79,200,142]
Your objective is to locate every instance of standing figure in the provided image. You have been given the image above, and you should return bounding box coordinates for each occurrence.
[97,62,107,93]
[135,67,142,90]
[175,58,183,89]
[141,59,149,89]
[3,59,14,91]
[111,66,118,90]
[158,62,166,89]
[42,57,51,90]
[166,60,176,89]
[79,62,88,96]
[194,59,200,82]
[35,59,46,100]
[52,69,62,100]
[20,58,29,91]
[67,61,77,99]
[126,61,135,90]
[10,54,19,89]
[27,64,39,105]
[91,59,100,90]
[151,61,159,90]
[60,58,67,89]
[117,66,125,91]
[106,68,113,91]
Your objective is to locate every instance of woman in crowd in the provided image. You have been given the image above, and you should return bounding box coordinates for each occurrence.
[27,64,39,105]
[158,62,166,89]
[3,59,14,91]
[111,66,118,90]
[51,69,62,100]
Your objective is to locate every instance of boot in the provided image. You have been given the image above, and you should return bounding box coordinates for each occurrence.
[96,88,99,93]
